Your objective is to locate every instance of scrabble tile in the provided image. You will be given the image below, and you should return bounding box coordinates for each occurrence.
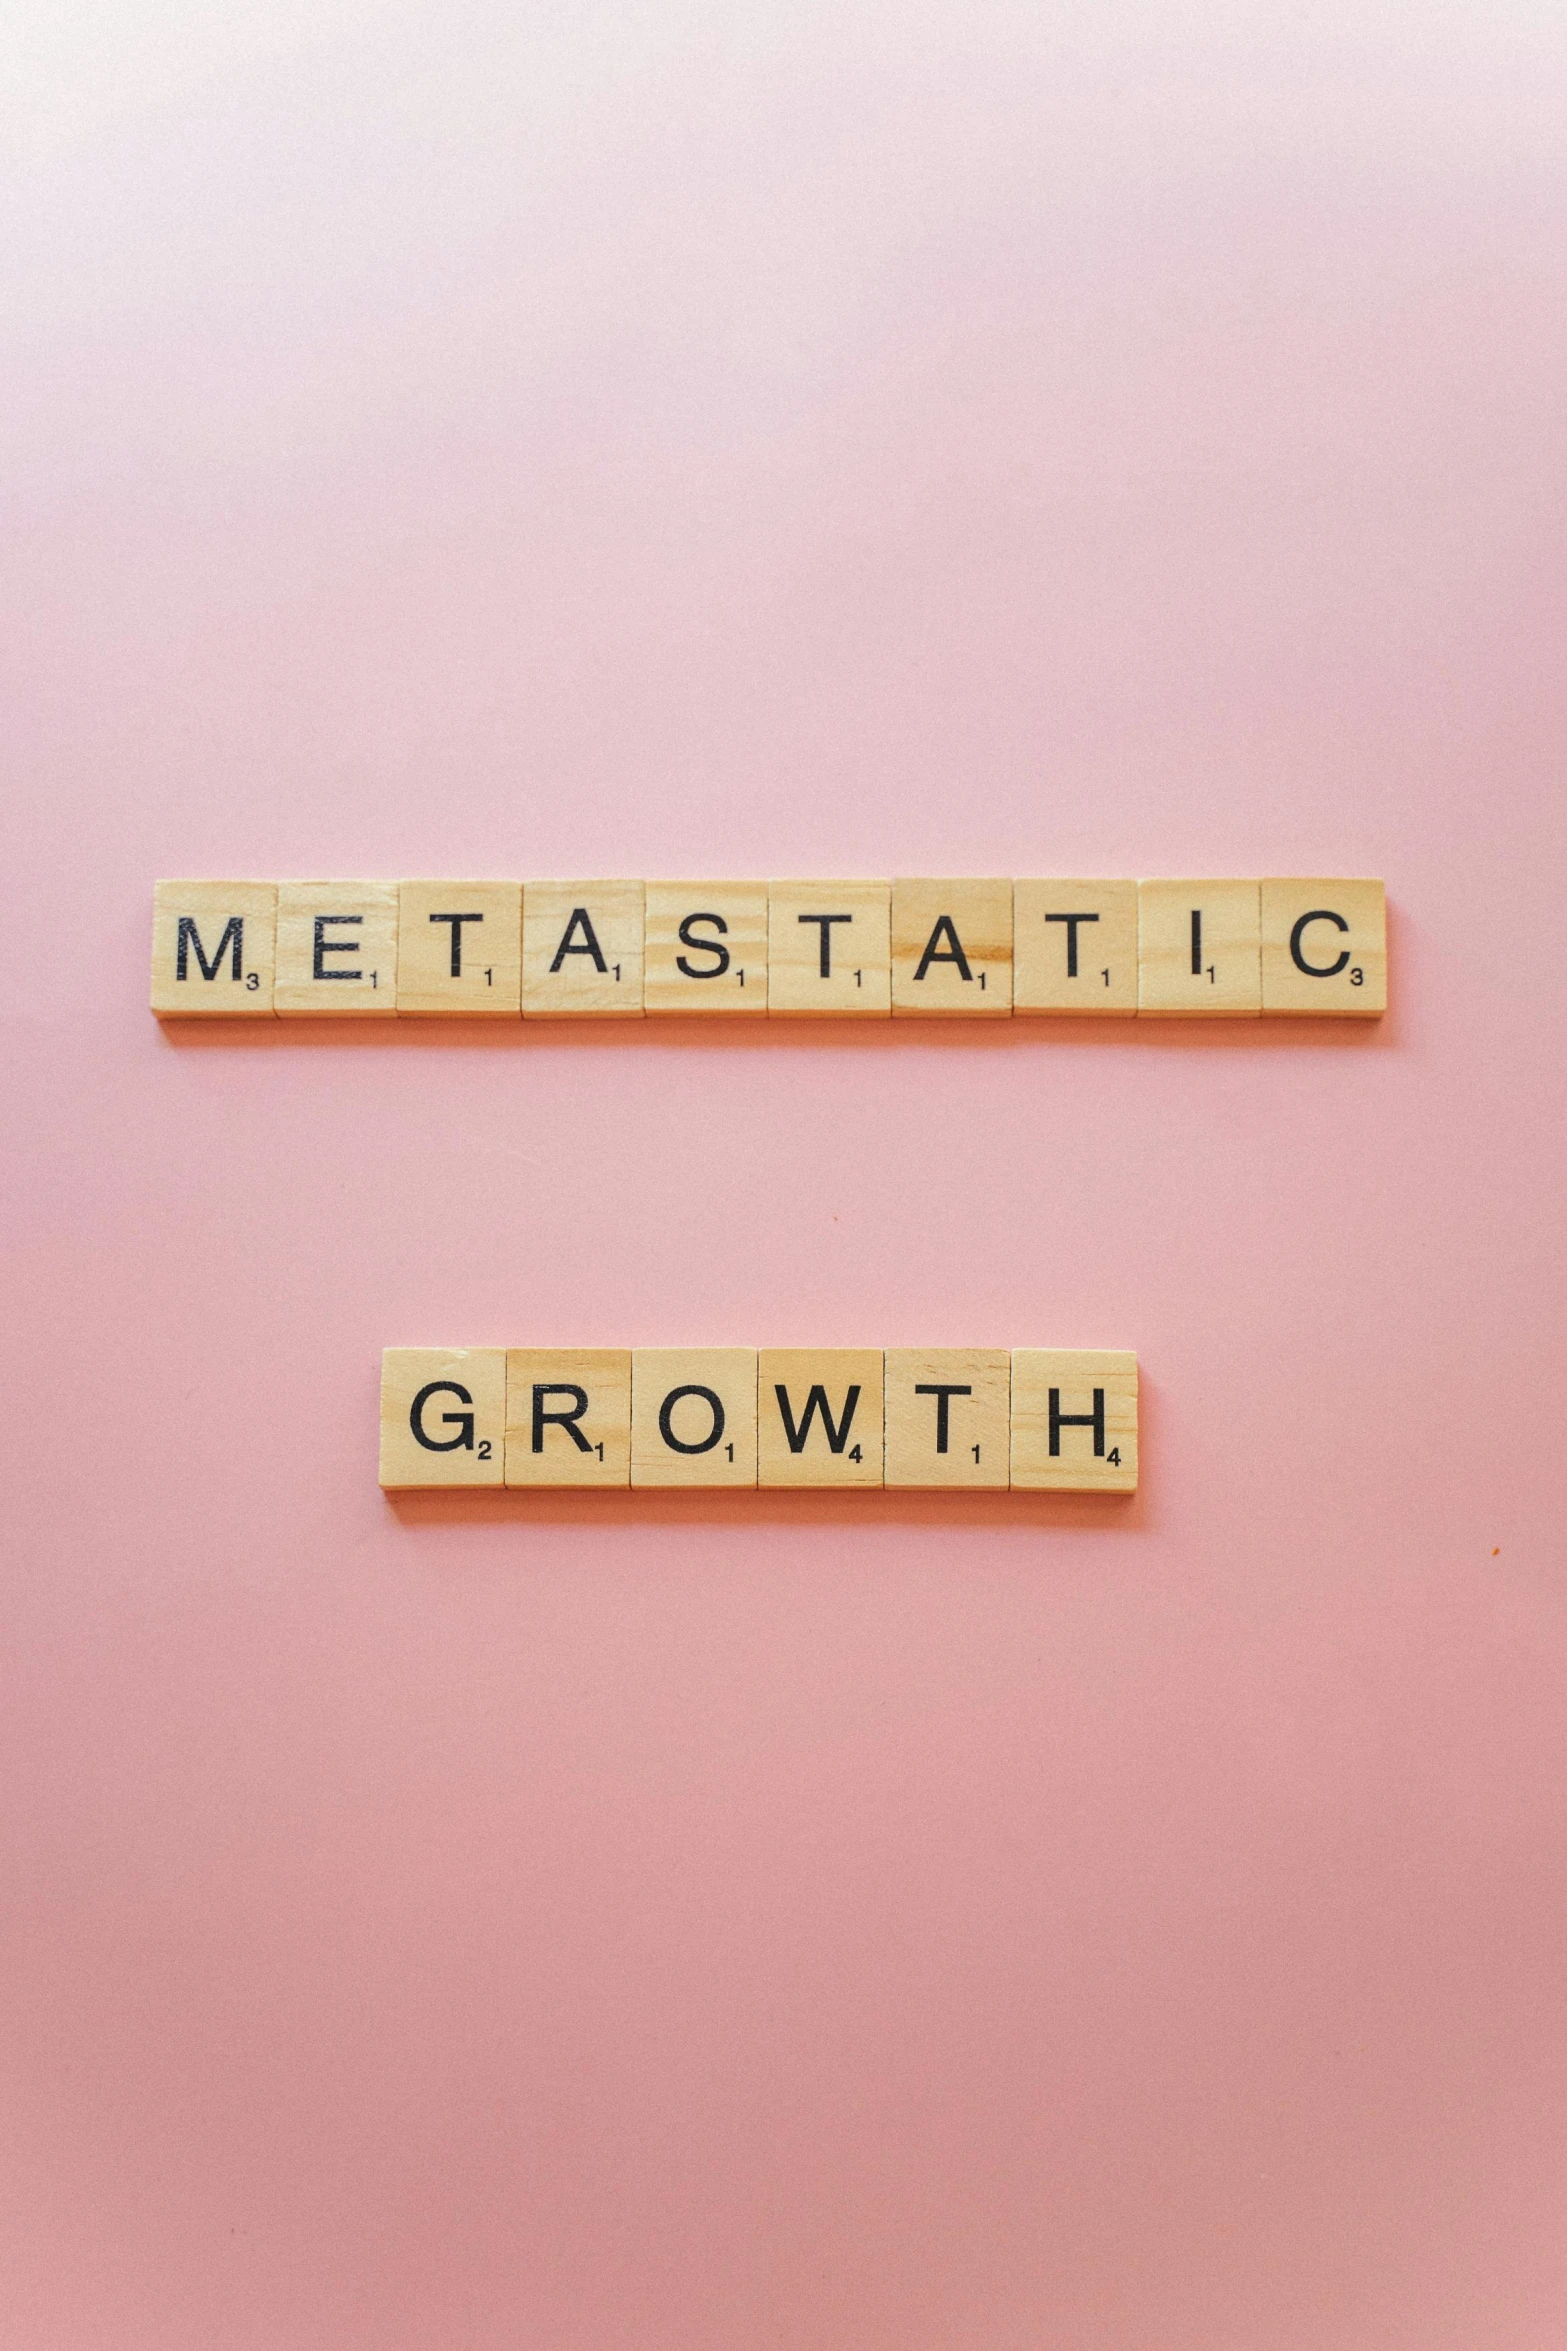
[396,881,521,1015]
[150,880,276,1016]
[1013,878,1138,1015]
[630,1349,758,1485]
[379,1347,506,1488]
[1137,879,1261,1016]
[891,880,1012,1015]
[758,1349,884,1486]
[275,881,399,1015]
[505,1348,631,1486]
[643,883,768,1015]
[523,881,645,1017]
[767,882,891,1016]
[883,1348,1011,1487]
[1261,877,1386,1016]
[1009,1350,1138,1492]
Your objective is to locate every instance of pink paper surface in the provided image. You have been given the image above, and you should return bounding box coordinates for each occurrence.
[3,6,1565,2344]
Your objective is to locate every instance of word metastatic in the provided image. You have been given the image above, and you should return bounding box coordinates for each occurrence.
[154,876,1386,1021]
[380,1347,1139,1494]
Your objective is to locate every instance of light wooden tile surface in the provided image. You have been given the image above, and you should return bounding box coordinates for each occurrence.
[758,1349,885,1485]
[1137,879,1261,1016]
[1010,1349,1138,1491]
[379,1347,507,1487]
[883,1347,1011,1486]
[397,880,522,1015]
[1014,878,1138,1015]
[644,883,768,1015]
[276,881,399,1016]
[891,879,1013,1015]
[767,882,892,1016]
[1261,877,1386,1015]
[505,1348,632,1485]
[151,880,277,1016]
[631,1348,760,1484]
[523,881,646,1017]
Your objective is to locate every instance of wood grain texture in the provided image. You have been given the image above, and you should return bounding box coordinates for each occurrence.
[757,1349,885,1485]
[504,1348,632,1485]
[275,881,400,1016]
[151,880,277,1016]
[397,880,521,1015]
[883,1348,1011,1487]
[523,881,645,1017]
[630,1349,759,1485]
[1013,878,1138,1015]
[1137,879,1261,1016]
[644,883,768,1015]
[379,1347,507,1487]
[891,879,1012,1015]
[1009,1349,1138,1491]
[1261,877,1386,1015]
[767,882,891,1016]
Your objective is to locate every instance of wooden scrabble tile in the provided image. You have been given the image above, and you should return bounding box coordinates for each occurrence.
[1137,879,1261,1016]
[630,1349,758,1485]
[275,881,399,1015]
[1261,877,1386,1016]
[379,1347,506,1488]
[883,1348,1011,1487]
[1013,878,1138,1015]
[504,1348,631,1486]
[1009,1350,1138,1492]
[643,883,768,1015]
[767,883,891,1016]
[523,881,645,1017]
[757,1349,884,1486]
[891,880,1012,1015]
[396,881,521,1015]
[150,880,276,1016]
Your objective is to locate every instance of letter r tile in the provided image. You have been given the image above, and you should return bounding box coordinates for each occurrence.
[504,1348,631,1486]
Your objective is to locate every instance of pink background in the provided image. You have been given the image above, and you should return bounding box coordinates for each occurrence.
[4,5,1566,2344]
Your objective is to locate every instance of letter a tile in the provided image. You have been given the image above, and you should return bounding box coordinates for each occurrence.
[523,882,645,1016]
[758,1349,884,1486]
[891,880,1012,1015]
[883,1348,1010,1487]
[379,1347,507,1487]
[631,1349,759,1485]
